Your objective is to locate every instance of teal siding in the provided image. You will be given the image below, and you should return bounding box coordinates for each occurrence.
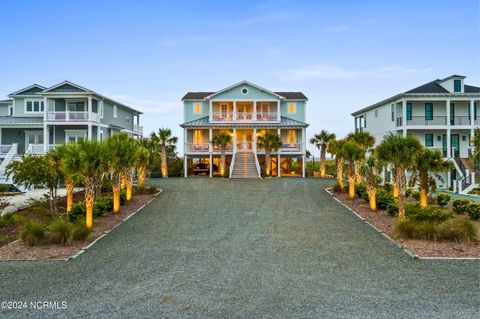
[1,128,42,153]
[101,101,134,131]
[280,101,306,122]
[184,101,209,122]
[212,83,280,100]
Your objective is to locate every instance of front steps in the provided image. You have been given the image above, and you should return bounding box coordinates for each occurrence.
[231,152,260,178]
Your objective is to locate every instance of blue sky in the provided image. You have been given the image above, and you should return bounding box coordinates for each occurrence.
[0,0,479,154]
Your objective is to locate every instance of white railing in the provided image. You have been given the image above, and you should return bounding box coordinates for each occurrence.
[281,143,301,152]
[235,112,254,121]
[0,143,17,171]
[46,111,100,122]
[212,144,233,152]
[186,143,210,152]
[133,124,143,134]
[254,152,261,178]
[210,112,280,122]
[256,112,278,121]
[0,144,13,155]
[25,144,45,155]
[236,141,253,152]
[229,153,236,177]
[211,112,234,121]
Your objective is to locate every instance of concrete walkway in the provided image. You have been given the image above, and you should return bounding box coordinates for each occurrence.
[0,178,478,318]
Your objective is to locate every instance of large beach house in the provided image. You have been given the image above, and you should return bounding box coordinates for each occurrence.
[351,75,480,193]
[180,81,309,178]
[0,81,143,182]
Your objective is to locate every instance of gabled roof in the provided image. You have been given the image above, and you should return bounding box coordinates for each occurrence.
[8,84,46,96]
[180,116,308,128]
[43,81,91,93]
[182,81,308,101]
[465,85,480,93]
[405,79,449,94]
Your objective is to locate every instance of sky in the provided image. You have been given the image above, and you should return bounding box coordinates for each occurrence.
[0,0,479,155]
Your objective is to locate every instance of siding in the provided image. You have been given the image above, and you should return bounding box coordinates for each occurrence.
[280,101,306,123]
[184,101,209,122]
[212,83,280,100]
[101,101,134,131]
[1,128,42,153]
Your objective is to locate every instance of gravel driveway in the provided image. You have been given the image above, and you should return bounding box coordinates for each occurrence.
[0,178,478,318]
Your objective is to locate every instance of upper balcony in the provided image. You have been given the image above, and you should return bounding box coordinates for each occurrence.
[45,97,101,123]
[46,111,100,122]
[396,116,477,127]
[210,101,280,123]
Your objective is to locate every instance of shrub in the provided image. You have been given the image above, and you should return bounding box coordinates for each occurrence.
[376,188,395,210]
[386,202,399,216]
[331,182,343,193]
[120,190,127,205]
[452,198,471,214]
[20,220,46,246]
[383,183,393,193]
[411,191,420,201]
[46,218,73,245]
[436,193,451,207]
[437,218,478,242]
[466,202,480,220]
[69,202,86,221]
[0,184,10,192]
[405,188,413,198]
[94,196,113,218]
[405,204,451,222]
[355,183,369,202]
[71,219,91,241]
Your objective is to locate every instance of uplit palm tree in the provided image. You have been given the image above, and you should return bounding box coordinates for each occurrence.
[342,141,365,200]
[347,131,375,183]
[135,142,150,189]
[360,152,383,212]
[211,132,232,177]
[310,130,336,177]
[51,144,81,213]
[410,148,452,208]
[150,128,178,178]
[328,138,346,188]
[376,133,422,220]
[257,132,282,176]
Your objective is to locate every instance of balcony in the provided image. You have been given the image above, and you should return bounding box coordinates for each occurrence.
[280,143,302,152]
[186,143,210,153]
[46,111,100,122]
[396,116,475,127]
[210,112,280,122]
[133,124,143,135]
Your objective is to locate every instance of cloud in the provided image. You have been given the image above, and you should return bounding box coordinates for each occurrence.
[157,36,208,47]
[110,94,181,115]
[222,12,296,27]
[278,64,433,81]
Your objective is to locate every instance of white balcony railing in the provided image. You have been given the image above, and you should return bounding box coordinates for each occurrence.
[210,112,280,122]
[213,144,233,152]
[0,144,13,155]
[46,111,100,122]
[236,112,254,121]
[281,143,302,152]
[256,112,278,121]
[25,144,60,155]
[212,112,234,121]
[186,143,210,152]
[133,124,143,134]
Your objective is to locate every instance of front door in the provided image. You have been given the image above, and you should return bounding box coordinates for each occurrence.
[442,134,460,158]
[25,131,44,150]
[65,130,87,144]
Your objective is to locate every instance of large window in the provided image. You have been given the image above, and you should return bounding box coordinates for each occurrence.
[391,104,394,121]
[425,103,433,120]
[287,130,297,144]
[287,103,296,114]
[25,99,44,113]
[425,134,433,147]
[113,105,118,118]
[65,130,87,144]
[454,79,461,92]
[406,103,412,121]
[193,103,202,114]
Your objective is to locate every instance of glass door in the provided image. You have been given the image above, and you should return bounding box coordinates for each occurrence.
[65,130,87,144]
[25,131,44,149]
[451,134,460,158]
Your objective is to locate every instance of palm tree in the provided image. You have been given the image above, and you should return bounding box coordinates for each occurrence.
[257,132,282,176]
[410,148,452,208]
[135,142,150,189]
[342,141,365,200]
[328,139,346,188]
[211,132,232,176]
[150,128,178,178]
[51,145,80,214]
[61,140,107,229]
[310,130,336,177]
[376,133,422,220]
[360,153,383,212]
[347,131,375,183]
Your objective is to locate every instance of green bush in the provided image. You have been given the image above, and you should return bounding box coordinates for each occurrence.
[355,183,369,202]
[383,183,393,193]
[436,193,451,207]
[71,219,91,241]
[120,190,127,205]
[452,198,471,214]
[405,188,413,198]
[69,202,86,221]
[376,188,395,210]
[437,218,478,242]
[94,196,114,218]
[386,202,399,216]
[20,220,46,246]
[466,202,480,220]
[46,218,73,245]
[411,191,420,201]
[331,182,343,193]
[405,204,451,222]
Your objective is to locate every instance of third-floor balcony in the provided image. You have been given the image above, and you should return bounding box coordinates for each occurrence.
[46,111,100,122]
[396,116,475,127]
[210,111,280,122]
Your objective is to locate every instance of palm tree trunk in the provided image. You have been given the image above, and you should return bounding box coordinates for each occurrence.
[320,147,326,177]
[419,173,428,208]
[368,186,376,212]
[392,171,398,198]
[337,158,344,188]
[161,146,168,178]
[354,160,363,183]
[66,181,74,213]
[265,148,271,176]
[220,147,226,176]
[85,178,95,229]
[396,168,407,220]
[348,164,355,200]
[125,169,133,201]
[112,184,121,214]
[138,165,146,189]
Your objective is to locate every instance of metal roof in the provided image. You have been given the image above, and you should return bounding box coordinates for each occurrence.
[0,116,43,125]
[180,116,308,128]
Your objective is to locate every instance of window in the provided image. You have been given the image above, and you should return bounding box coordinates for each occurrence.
[425,134,433,147]
[113,105,118,118]
[406,103,412,121]
[25,99,44,113]
[65,130,87,144]
[391,104,394,121]
[241,88,248,95]
[375,110,378,117]
[288,103,296,114]
[193,130,202,143]
[193,103,202,114]
[9,106,13,116]
[100,101,104,119]
[287,130,297,144]
[425,103,433,120]
[454,79,461,92]
[126,116,130,123]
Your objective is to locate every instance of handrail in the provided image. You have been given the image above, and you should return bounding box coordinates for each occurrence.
[229,153,236,178]
[0,143,17,171]
[0,144,12,154]
[254,152,261,178]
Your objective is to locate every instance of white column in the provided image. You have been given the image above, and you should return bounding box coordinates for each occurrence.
[43,124,48,154]
[302,155,306,178]
[209,154,213,178]
[233,128,237,152]
[253,128,257,153]
[43,97,48,121]
[302,128,306,153]
[87,123,92,141]
[446,128,451,158]
[253,101,257,122]
[209,128,212,152]
[402,99,407,137]
[470,99,475,126]
[97,125,101,141]
[277,101,280,121]
[233,101,236,121]
[184,155,188,177]
[277,154,281,177]
[87,96,92,121]
[209,100,212,121]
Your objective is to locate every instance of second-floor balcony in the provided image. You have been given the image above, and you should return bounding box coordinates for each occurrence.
[396,116,475,127]
[46,111,100,122]
[210,111,280,122]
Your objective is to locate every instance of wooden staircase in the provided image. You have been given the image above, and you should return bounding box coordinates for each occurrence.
[231,153,259,178]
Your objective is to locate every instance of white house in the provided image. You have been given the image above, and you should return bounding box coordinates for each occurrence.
[351,75,480,193]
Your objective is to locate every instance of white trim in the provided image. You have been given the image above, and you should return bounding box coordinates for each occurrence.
[65,129,88,143]
[8,84,46,97]
[43,80,89,93]
[24,98,45,114]
[25,129,44,150]
[205,81,286,100]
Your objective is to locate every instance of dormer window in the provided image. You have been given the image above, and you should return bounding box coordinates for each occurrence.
[454,79,461,92]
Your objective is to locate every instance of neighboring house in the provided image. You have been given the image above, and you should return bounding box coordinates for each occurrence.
[0,81,143,181]
[180,81,309,178]
[351,75,480,193]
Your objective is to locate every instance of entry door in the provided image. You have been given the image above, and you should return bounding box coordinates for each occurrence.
[66,130,87,144]
[25,131,43,149]
[451,134,460,157]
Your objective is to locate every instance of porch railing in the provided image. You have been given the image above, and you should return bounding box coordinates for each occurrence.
[451,116,471,125]
[46,111,100,122]
[210,112,280,122]
[213,144,233,152]
[0,145,13,155]
[281,143,301,152]
[237,141,253,152]
[236,112,254,121]
[256,112,278,121]
[133,124,143,134]
[211,112,234,121]
[186,143,210,152]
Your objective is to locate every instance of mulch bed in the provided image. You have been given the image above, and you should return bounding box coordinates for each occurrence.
[0,192,157,260]
[332,191,480,258]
